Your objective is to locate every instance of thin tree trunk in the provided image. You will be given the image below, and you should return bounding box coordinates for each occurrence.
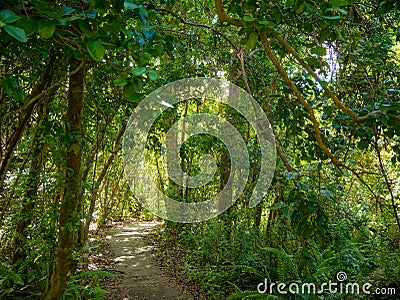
[77,114,114,249]
[0,55,57,227]
[0,54,57,195]
[45,57,86,300]
[253,204,262,230]
[12,104,48,265]
[81,122,126,244]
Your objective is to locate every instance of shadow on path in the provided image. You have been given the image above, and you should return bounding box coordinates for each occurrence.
[107,222,193,300]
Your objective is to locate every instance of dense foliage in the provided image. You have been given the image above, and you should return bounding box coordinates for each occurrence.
[0,0,399,299]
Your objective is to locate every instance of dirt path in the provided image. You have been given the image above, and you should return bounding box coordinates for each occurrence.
[106,222,193,300]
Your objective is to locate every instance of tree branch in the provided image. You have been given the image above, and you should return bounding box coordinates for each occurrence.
[215,0,243,27]
[259,33,340,166]
[236,48,294,172]
[156,8,239,52]
[265,27,380,123]
[3,61,85,120]
[374,131,400,231]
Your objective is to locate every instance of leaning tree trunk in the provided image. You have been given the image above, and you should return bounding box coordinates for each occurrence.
[80,122,126,247]
[45,57,86,300]
[12,104,47,265]
[76,114,113,249]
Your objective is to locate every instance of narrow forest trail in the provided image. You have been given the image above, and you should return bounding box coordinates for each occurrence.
[105,222,193,300]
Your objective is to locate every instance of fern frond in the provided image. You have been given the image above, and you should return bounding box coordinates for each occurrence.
[232,264,271,281]
[0,267,24,285]
[323,293,347,300]
[227,290,278,299]
[262,247,299,279]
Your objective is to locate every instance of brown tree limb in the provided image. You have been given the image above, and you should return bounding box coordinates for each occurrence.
[214,0,385,200]
[0,54,58,193]
[82,122,127,244]
[236,48,294,172]
[156,7,239,51]
[215,0,339,166]
[2,61,84,120]
[259,34,340,166]
[266,28,363,121]
[214,0,385,123]
[215,0,243,27]
[374,131,400,231]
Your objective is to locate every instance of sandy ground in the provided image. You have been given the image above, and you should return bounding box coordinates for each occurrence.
[106,222,193,300]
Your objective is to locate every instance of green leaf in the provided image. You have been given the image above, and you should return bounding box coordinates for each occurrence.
[66,222,73,233]
[246,32,258,49]
[176,44,185,53]
[78,20,95,38]
[0,267,24,285]
[305,56,322,69]
[300,247,312,258]
[326,7,347,14]
[2,75,25,100]
[131,66,146,76]
[124,78,143,99]
[321,189,332,198]
[85,10,97,19]
[243,16,255,22]
[138,5,148,21]
[311,45,326,56]
[38,24,56,39]
[127,92,143,102]
[86,40,106,61]
[61,4,76,15]
[4,25,27,42]
[283,206,292,218]
[123,82,135,98]
[297,181,309,191]
[329,0,347,8]
[313,267,331,277]
[113,77,128,86]
[271,202,284,210]
[131,77,143,92]
[67,14,86,21]
[0,9,21,24]
[15,18,37,36]
[137,24,156,31]
[56,19,67,26]
[124,1,139,10]
[285,172,298,180]
[227,291,278,299]
[146,69,160,80]
[30,0,61,19]
[258,20,276,28]
[321,15,341,20]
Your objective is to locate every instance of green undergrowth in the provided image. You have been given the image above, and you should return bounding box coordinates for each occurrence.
[152,218,400,300]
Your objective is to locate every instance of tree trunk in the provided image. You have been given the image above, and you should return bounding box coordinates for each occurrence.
[76,114,113,249]
[0,53,56,197]
[45,57,86,300]
[253,204,262,231]
[81,122,126,245]
[12,104,48,265]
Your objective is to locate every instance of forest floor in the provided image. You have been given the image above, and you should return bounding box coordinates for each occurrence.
[94,221,194,300]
